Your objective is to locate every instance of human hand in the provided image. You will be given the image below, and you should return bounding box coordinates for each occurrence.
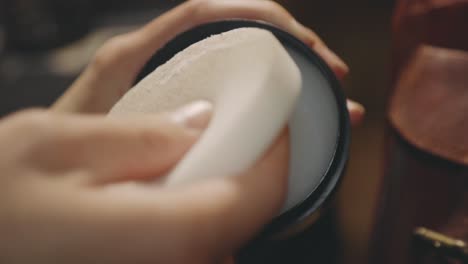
[1,103,290,263]
[52,0,364,123]
[0,1,365,263]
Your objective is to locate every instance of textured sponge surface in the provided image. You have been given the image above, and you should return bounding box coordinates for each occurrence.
[109,28,302,187]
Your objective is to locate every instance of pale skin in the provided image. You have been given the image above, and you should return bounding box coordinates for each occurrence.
[0,0,365,263]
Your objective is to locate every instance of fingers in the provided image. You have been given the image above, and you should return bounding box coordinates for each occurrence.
[69,99,363,262]
[141,0,348,78]
[167,130,290,259]
[287,20,349,79]
[21,102,212,184]
[79,129,289,263]
[51,31,149,113]
[53,0,349,113]
[186,0,348,78]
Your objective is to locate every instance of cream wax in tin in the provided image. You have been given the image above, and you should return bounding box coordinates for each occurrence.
[135,20,350,239]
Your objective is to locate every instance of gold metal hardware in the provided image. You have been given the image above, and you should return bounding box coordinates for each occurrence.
[413,227,468,261]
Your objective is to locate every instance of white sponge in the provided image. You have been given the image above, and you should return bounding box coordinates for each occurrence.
[109,28,302,186]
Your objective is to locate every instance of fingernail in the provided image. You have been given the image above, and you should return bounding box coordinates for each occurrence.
[171,101,213,130]
[347,100,365,114]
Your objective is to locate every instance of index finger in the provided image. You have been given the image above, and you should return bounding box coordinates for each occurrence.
[71,130,289,263]
[138,0,348,78]
[53,0,348,113]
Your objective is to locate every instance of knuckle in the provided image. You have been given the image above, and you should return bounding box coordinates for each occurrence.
[265,1,294,20]
[134,118,191,161]
[188,0,210,9]
[7,108,50,131]
[268,0,289,12]
[0,109,58,160]
[187,0,213,19]
[136,126,174,154]
[91,35,133,74]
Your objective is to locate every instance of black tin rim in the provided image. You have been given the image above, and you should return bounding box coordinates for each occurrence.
[135,19,350,239]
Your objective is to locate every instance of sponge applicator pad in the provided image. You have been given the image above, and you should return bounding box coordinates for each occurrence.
[109,28,302,187]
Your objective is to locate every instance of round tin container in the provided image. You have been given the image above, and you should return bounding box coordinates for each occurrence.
[136,20,350,241]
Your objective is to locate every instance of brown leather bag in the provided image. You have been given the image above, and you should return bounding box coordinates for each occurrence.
[370,0,468,263]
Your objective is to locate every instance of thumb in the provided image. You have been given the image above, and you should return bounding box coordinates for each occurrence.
[92,101,213,184]
[38,101,213,184]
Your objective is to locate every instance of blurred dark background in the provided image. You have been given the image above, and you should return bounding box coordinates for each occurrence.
[0,1,395,263]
